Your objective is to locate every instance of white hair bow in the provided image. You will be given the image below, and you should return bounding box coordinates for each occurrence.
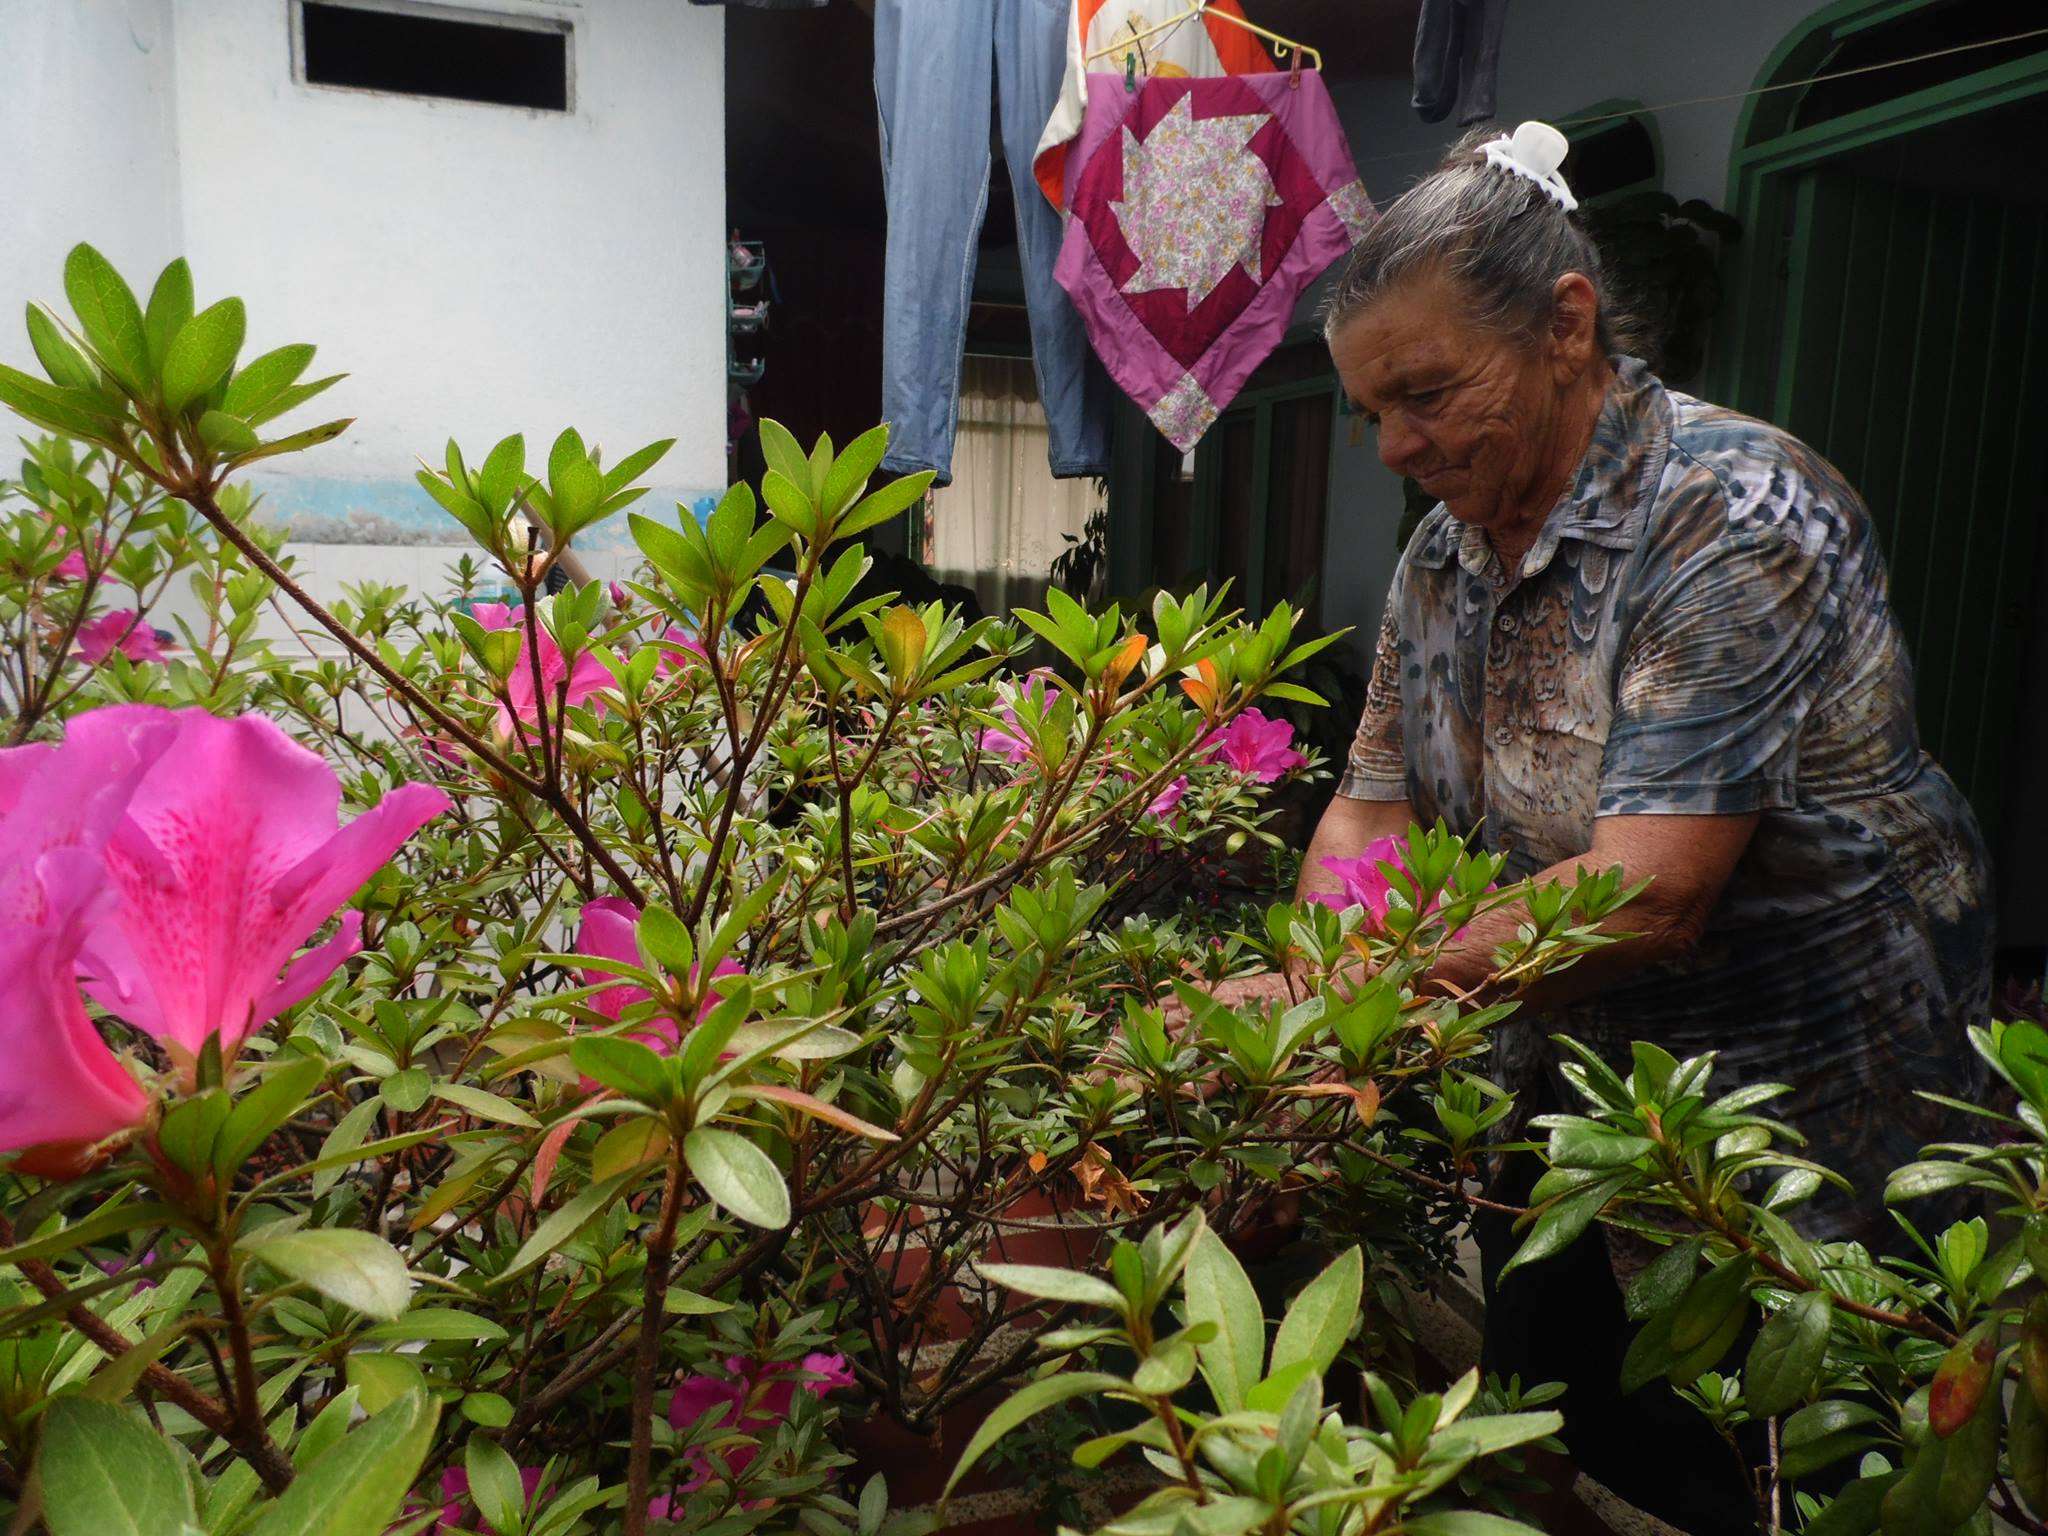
[1479,121,1578,213]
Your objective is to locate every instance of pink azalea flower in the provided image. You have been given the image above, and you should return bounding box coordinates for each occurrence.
[1205,708,1305,784]
[1309,835,1487,938]
[576,897,744,1056]
[52,547,88,582]
[664,1354,853,1491]
[0,720,163,1157]
[436,1464,543,1532]
[1308,834,1409,926]
[978,672,1054,766]
[36,707,450,1069]
[1145,776,1189,820]
[471,602,612,742]
[76,611,167,665]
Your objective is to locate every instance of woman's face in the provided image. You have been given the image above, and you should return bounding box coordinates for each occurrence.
[1329,269,1582,535]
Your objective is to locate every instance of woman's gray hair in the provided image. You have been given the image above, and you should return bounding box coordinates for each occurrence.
[1322,129,1638,356]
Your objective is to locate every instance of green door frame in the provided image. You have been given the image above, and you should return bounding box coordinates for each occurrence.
[1711,0,2048,410]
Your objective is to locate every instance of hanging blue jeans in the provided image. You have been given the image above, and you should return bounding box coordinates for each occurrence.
[874,0,1114,486]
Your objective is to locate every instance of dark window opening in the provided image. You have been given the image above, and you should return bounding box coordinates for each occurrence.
[299,2,569,112]
[1792,0,2041,129]
[1566,116,1657,201]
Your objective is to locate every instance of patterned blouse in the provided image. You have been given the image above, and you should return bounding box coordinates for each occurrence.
[1341,359,1993,1246]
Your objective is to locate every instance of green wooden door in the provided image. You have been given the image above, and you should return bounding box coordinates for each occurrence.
[1769,166,2046,843]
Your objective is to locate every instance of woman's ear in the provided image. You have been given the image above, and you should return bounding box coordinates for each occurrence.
[1547,272,1602,379]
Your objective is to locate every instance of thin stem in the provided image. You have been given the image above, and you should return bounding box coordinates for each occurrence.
[0,1214,292,1493]
[623,1157,687,1536]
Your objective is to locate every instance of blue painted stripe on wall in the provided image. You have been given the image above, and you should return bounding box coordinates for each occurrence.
[240,471,720,549]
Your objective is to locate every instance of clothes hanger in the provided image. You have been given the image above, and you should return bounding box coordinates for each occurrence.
[1082,1,1323,75]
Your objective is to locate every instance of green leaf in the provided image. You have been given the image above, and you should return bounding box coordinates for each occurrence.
[635,903,694,974]
[198,408,260,456]
[345,1351,427,1413]
[461,1393,514,1428]
[600,437,674,497]
[1668,1256,1755,1354]
[247,1389,439,1536]
[1402,1514,1548,1536]
[0,363,126,440]
[1624,1236,1703,1320]
[214,1055,326,1177]
[761,468,816,537]
[837,470,933,539]
[1185,1226,1264,1412]
[361,1310,509,1344]
[683,1127,791,1229]
[429,1083,540,1129]
[0,1200,181,1268]
[1269,1245,1361,1379]
[381,1068,431,1113]
[499,1168,639,1282]
[819,425,890,518]
[226,417,351,468]
[593,1118,671,1181]
[1500,1173,1624,1278]
[977,1262,1126,1311]
[222,344,315,420]
[240,1228,413,1320]
[37,1398,193,1536]
[477,433,525,515]
[571,1037,672,1105]
[26,304,100,391]
[161,298,246,413]
[1886,1161,2000,1203]
[244,374,343,429]
[63,243,150,391]
[143,259,193,371]
[943,1372,1127,1495]
[1744,1291,1832,1418]
[1803,1473,1901,1536]
[466,1436,527,1533]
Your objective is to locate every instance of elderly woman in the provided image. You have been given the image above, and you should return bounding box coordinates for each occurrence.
[1224,125,1994,1528]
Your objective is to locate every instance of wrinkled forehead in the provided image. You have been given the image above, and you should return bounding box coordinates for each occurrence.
[1329,304,1477,405]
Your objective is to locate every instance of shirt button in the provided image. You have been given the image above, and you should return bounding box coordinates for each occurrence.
[1495,612,1517,635]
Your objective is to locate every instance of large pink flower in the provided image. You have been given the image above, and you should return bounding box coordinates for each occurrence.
[471,602,612,741]
[76,611,167,665]
[45,707,449,1066]
[663,1354,854,1492]
[1205,708,1305,783]
[0,721,166,1156]
[577,897,743,1055]
[1308,835,1409,926]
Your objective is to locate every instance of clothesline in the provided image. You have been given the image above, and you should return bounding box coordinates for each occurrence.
[1347,22,2048,168]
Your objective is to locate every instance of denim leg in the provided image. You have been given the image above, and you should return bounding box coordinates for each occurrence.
[994,0,1113,480]
[874,0,995,485]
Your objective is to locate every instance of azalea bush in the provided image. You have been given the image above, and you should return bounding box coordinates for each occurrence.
[0,242,2026,1536]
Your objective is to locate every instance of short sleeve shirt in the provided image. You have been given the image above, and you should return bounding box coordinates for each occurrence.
[1342,359,1993,1245]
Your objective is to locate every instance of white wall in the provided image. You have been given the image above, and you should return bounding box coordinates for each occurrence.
[0,0,728,616]
[0,0,185,330]
[1312,0,1827,656]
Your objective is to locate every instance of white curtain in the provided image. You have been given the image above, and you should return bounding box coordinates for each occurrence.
[926,356,1105,616]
